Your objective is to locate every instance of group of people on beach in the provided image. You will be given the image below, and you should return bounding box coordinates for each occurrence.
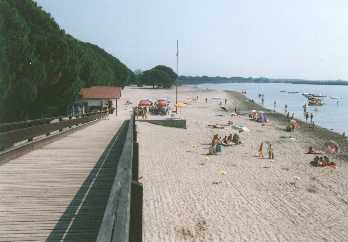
[134,106,148,120]
[209,133,241,155]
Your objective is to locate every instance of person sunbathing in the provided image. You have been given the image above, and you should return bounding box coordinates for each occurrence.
[227,134,233,143]
[305,146,323,154]
[211,134,220,146]
[232,133,241,144]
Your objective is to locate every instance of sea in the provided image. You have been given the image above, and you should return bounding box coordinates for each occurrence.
[199,83,348,135]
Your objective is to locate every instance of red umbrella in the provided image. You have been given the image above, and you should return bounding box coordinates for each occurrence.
[158,100,168,108]
[138,99,152,107]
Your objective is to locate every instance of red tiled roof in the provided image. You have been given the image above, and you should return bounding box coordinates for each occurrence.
[80,86,121,99]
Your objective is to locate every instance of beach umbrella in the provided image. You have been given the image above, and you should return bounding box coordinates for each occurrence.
[158,100,168,107]
[325,140,339,154]
[138,99,152,107]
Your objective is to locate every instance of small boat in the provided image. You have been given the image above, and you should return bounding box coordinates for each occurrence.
[302,92,311,98]
[313,94,326,98]
[287,91,299,94]
[308,97,324,106]
[280,90,287,93]
[302,92,326,98]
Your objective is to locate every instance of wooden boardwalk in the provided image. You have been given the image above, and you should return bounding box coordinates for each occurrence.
[0,116,125,241]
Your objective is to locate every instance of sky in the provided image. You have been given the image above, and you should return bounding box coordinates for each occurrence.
[34,0,348,80]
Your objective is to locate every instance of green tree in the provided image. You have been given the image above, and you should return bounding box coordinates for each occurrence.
[0,0,133,122]
[138,65,176,88]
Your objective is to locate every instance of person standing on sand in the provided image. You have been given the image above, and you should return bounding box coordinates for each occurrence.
[273,101,276,112]
[268,144,274,159]
[205,97,208,103]
[310,113,313,124]
[284,104,288,113]
[258,142,264,158]
[305,112,309,123]
[261,97,264,105]
[225,98,227,104]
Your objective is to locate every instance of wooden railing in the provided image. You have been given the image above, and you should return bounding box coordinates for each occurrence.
[0,111,108,151]
[97,114,143,242]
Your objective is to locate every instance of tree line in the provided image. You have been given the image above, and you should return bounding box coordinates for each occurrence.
[0,0,131,122]
[0,0,178,122]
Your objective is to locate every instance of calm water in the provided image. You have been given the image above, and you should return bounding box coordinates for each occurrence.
[199,83,348,135]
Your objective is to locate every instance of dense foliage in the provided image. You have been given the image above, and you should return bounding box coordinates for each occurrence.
[138,65,177,88]
[0,0,132,122]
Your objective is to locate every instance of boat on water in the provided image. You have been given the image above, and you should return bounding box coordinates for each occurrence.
[302,92,327,98]
[287,91,299,94]
[308,96,324,106]
[280,90,287,93]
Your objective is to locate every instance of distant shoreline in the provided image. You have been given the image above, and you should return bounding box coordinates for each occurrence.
[180,78,348,86]
[223,89,348,161]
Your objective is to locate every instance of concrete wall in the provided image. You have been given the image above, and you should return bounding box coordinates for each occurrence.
[137,119,186,129]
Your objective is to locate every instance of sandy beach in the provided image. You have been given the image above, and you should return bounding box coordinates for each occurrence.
[122,86,348,241]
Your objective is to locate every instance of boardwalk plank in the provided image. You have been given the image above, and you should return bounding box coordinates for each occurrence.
[0,116,125,241]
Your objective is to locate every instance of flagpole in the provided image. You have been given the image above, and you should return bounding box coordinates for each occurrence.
[175,40,179,113]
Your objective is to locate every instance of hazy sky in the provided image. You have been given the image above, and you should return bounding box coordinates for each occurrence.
[35,0,348,80]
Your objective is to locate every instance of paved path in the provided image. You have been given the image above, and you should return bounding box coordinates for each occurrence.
[0,115,125,241]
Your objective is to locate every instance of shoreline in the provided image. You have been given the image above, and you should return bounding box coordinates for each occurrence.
[224,89,348,161]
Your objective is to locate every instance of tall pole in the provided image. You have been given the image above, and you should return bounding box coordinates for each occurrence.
[175,40,179,113]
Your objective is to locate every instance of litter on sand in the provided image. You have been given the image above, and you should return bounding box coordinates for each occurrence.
[219,170,227,175]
